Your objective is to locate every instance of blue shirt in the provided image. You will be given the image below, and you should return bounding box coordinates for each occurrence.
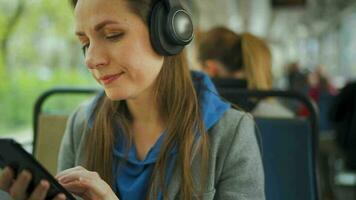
[87,71,230,200]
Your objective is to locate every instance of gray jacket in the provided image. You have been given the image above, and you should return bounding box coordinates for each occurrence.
[58,101,265,200]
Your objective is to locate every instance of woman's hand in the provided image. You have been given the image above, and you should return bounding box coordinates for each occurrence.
[0,167,66,200]
[56,166,119,200]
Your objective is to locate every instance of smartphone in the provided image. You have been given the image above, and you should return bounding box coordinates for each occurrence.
[0,139,75,200]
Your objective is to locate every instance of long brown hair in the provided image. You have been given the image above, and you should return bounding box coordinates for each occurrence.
[198,27,272,90]
[71,0,209,199]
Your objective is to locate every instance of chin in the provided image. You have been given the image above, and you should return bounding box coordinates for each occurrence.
[104,89,129,101]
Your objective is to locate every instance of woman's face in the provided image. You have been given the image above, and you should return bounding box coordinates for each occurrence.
[74,0,164,100]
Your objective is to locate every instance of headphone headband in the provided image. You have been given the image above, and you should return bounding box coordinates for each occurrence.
[164,0,180,9]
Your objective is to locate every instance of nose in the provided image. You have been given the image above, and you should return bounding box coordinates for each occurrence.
[85,43,109,69]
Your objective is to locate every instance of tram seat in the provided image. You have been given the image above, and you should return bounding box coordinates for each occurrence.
[212,77,247,90]
[218,88,319,200]
[255,117,317,200]
[34,115,68,175]
[33,88,98,175]
[318,92,336,133]
[212,78,257,111]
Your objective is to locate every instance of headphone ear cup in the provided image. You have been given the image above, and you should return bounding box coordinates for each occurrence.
[150,1,184,56]
[166,8,194,45]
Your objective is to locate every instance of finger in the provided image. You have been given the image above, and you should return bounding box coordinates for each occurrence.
[57,173,82,184]
[52,193,67,200]
[62,176,113,199]
[28,180,49,200]
[0,167,15,191]
[58,170,97,184]
[61,174,114,200]
[61,181,87,195]
[9,170,32,199]
[55,166,86,180]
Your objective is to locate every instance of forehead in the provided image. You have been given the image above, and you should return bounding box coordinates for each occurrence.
[74,0,133,30]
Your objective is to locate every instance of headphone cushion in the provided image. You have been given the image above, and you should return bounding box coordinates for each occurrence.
[150,1,184,56]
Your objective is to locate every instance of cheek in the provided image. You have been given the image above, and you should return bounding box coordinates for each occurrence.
[101,49,163,101]
[132,57,163,87]
[102,28,164,100]
[121,38,164,84]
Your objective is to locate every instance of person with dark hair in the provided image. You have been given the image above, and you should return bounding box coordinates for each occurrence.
[198,26,293,118]
[329,81,356,169]
[0,1,264,200]
[198,27,245,79]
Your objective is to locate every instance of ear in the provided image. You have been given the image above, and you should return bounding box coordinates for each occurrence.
[203,59,219,77]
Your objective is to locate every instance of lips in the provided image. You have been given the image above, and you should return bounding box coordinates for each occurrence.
[99,72,124,85]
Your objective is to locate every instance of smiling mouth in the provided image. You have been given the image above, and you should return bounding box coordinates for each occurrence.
[99,72,124,85]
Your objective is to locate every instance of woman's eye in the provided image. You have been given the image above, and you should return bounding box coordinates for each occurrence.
[105,33,124,41]
[82,43,89,56]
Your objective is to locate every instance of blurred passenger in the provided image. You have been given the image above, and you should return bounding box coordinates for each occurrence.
[299,67,337,116]
[307,66,337,101]
[292,66,338,132]
[285,62,310,114]
[286,62,309,95]
[198,26,293,118]
[329,81,356,169]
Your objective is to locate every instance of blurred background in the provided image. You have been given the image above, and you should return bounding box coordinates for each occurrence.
[0,0,356,199]
[191,0,356,85]
[0,0,356,138]
[1,0,356,136]
[0,0,96,138]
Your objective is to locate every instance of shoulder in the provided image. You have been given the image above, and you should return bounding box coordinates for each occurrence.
[208,108,254,140]
[58,93,103,171]
[207,108,257,156]
[215,108,251,125]
[66,92,103,142]
[65,100,92,139]
[204,109,265,199]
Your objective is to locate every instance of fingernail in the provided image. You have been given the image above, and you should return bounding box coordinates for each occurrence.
[57,177,63,182]
[1,167,13,180]
[21,170,32,181]
[40,180,49,189]
[58,193,66,200]
[21,170,29,175]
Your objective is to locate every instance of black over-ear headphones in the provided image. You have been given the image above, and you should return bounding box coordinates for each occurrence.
[150,0,194,56]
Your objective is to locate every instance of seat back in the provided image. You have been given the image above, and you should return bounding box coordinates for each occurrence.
[33,88,98,175]
[34,115,69,175]
[219,89,320,200]
[212,78,259,111]
[318,92,336,132]
[212,78,247,89]
[256,117,316,200]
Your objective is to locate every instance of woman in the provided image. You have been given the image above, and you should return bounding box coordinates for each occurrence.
[198,26,294,118]
[0,0,264,199]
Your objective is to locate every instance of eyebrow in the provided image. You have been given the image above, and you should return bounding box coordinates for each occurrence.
[75,20,120,36]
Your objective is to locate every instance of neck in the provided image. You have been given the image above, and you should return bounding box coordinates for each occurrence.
[126,88,163,126]
[125,88,165,154]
